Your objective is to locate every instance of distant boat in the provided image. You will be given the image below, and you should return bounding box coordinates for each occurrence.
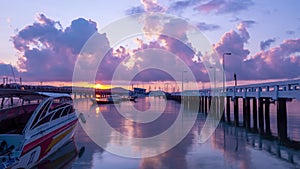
[0,89,78,169]
[96,94,121,104]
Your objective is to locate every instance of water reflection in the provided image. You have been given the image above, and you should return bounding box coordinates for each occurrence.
[34,140,78,169]
[75,97,198,158]
[70,97,299,169]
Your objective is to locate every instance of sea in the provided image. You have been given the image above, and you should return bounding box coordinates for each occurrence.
[36,97,300,169]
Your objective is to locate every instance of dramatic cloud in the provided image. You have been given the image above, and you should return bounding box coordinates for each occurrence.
[214,22,300,80]
[213,22,250,80]
[195,0,254,14]
[248,39,300,79]
[140,0,165,12]
[260,38,275,50]
[197,22,220,31]
[12,14,109,82]
[10,12,300,84]
[105,15,210,83]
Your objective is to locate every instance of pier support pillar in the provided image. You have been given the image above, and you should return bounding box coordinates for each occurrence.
[198,97,201,112]
[252,98,258,132]
[234,97,239,126]
[265,99,271,135]
[221,96,225,122]
[202,96,205,113]
[204,96,207,113]
[258,98,264,134]
[209,96,212,109]
[199,96,202,113]
[226,96,231,123]
[277,98,288,142]
[246,98,251,130]
[243,98,247,127]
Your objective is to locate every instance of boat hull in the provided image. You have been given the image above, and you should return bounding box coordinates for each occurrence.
[11,118,78,169]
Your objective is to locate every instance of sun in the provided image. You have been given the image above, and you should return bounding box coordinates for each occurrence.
[94,83,112,89]
[94,83,102,89]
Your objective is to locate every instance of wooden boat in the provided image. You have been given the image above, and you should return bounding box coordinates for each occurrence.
[0,89,78,169]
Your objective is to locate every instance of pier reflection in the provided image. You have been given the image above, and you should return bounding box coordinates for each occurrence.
[71,98,299,169]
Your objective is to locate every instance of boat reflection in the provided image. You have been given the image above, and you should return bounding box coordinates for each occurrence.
[34,139,83,169]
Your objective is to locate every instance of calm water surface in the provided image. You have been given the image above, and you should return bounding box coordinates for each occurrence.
[41,97,300,169]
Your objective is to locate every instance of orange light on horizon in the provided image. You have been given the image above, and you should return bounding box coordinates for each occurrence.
[94,83,102,89]
[94,83,112,89]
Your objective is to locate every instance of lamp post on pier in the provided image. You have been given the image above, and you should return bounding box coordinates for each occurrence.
[222,53,231,121]
[181,70,187,92]
[222,52,231,92]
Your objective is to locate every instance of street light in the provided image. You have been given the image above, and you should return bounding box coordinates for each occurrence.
[181,70,187,92]
[222,52,231,92]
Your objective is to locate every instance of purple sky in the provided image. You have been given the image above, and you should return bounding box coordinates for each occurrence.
[0,0,299,85]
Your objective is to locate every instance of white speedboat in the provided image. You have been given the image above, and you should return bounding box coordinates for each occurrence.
[0,89,78,169]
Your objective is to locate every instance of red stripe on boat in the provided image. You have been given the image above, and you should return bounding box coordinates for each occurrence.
[21,119,78,156]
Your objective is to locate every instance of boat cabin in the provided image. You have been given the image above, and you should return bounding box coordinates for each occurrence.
[0,89,74,135]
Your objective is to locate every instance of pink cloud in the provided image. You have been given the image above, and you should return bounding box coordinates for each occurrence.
[12,14,106,82]
[195,0,253,14]
[214,22,300,81]
[140,0,165,12]
[11,14,300,84]
[248,39,300,79]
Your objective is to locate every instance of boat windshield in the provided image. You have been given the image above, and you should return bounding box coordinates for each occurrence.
[0,89,73,134]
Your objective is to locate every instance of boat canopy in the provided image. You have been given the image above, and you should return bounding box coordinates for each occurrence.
[0,89,71,100]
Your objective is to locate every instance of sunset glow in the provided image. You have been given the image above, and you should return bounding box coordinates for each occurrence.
[0,1,299,86]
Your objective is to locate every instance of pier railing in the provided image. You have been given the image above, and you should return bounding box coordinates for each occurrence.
[181,79,300,100]
[170,79,300,146]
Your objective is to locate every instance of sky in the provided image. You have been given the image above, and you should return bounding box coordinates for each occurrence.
[0,0,299,87]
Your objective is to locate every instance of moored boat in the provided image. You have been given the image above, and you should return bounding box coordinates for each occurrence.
[0,89,78,169]
[95,94,121,104]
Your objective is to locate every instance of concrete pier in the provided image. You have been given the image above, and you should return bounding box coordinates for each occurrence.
[258,98,264,134]
[252,98,258,132]
[234,97,239,126]
[168,79,300,144]
[245,98,251,130]
[277,98,288,141]
[226,96,231,123]
[265,99,271,135]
